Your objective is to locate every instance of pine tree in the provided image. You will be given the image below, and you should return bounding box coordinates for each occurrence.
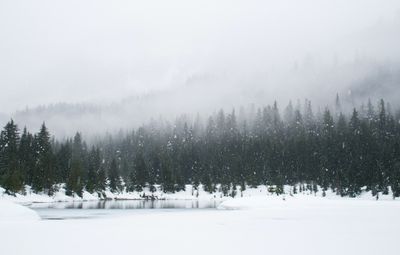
[33,123,54,194]
[347,109,362,197]
[108,158,120,192]
[334,93,342,119]
[320,109,335,190]
[133,150,147,191]
[160,149,175,193]
[66,133,84,196]
[1,97,400,199]
[19,127,35,186]
[0,120,23,193]
[96,162,107,192]
[55,140,72,184]
[86,146,100,193]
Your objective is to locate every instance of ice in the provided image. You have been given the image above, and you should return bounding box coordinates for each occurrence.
[1,188,400,255]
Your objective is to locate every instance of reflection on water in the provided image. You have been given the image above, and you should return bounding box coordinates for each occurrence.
[29,200,220,220]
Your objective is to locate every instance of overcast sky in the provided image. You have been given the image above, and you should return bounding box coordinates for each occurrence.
[1,0,400,114]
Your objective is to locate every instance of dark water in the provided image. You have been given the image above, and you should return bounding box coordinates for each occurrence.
[29,200,220,220]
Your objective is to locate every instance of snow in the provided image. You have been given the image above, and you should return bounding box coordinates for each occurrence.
[0,184,229,203]
[0,200,40,221]
[0,195,399,255]
[1,184,398,204]
[1,185,400,255]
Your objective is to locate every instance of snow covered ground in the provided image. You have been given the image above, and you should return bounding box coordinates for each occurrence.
[0,184,227,204]
[1,187,400,255]
[0,200,40,221]
[1,184,398,204]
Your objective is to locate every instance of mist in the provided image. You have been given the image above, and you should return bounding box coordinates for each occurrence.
[1,0,400,137]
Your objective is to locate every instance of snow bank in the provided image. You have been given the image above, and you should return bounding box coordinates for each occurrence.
[0,186,102,204]
[0,200,40,221]
[0,184,227,204]
[106,184,226,201]
[1,184,398,204]
[220,185,399,210]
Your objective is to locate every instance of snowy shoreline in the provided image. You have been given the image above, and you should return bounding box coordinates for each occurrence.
[1,184,398,205]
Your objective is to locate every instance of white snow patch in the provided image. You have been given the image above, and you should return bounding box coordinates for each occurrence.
[0,200,40,221]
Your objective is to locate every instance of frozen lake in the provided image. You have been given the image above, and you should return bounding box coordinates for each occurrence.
[29,200,221,220]
[2,196,400,255]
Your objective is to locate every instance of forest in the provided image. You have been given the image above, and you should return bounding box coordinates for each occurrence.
[1,96,400,198]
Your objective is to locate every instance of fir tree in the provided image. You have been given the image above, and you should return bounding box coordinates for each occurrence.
[86,146,100,193]
[33,123,54,194]
[108,158,120,192]
[0,120,23,193]
[66,133,84,196]
[19,127,35,186]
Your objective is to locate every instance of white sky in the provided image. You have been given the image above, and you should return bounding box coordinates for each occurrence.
[1,0,400,113]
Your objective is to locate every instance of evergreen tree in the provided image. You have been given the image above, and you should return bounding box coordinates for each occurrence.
[66,133,84,196]
[1,97,400,199]
[19,127,35,186]
[96,162,107,192]
[86,146,100,193]
[0,120,23,193]
[55,140,72,184]
[347,109,362,197]
[108,158,120,192]
[33,123,54,194]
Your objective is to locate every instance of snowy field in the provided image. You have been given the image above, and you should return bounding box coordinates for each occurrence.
[1,188,400,255]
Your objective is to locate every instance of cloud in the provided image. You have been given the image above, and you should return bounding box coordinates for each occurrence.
[0,0,399,117]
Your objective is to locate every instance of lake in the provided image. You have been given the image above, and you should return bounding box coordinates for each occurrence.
[29,200,221,220]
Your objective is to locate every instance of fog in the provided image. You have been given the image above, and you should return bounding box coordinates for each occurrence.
[1,0,400,137]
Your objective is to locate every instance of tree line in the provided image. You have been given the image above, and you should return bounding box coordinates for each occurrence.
[1,97,400,198]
